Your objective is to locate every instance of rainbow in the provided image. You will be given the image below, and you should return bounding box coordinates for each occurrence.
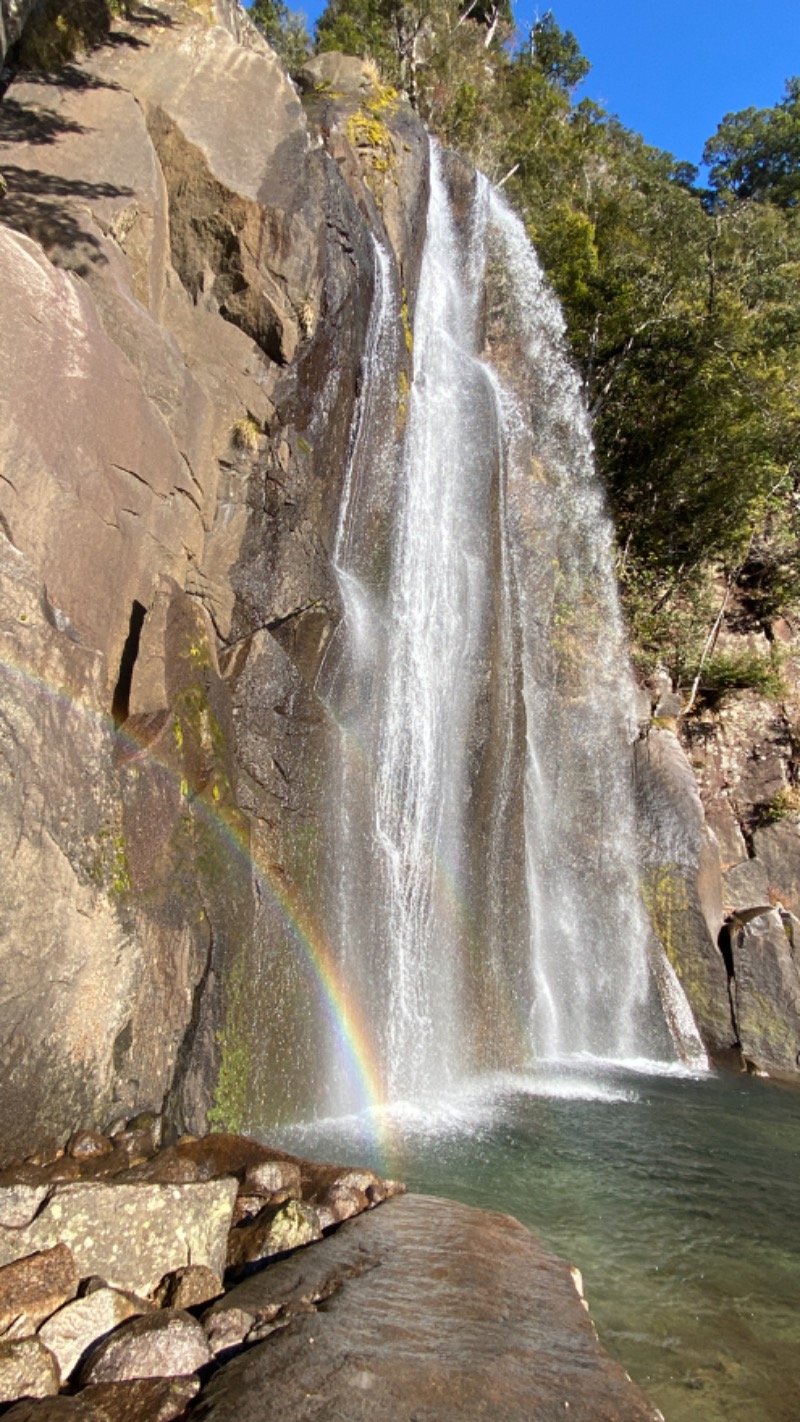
[0,650,394,1164]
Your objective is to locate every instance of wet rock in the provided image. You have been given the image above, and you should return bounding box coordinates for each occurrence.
[38,1286,150,1382]
[314,1182,369,1229]
[0,1186,50,1230]
[192,1195,660,1422]
[0,1181,237,1295]
[226,1200,322,1274]
[241,1160,302,1200]
[0,1244,78,1338]
[303,1164,403,1210]
[66,1134,114,1162]
[170,1135,293,1184]
[114,1150,203,1188]
[635,728,732,1055]
[0,1336,60,1402]
[231,1197,271,1227]
[729,909,800,1074]
[155,1266,223,1312]
[125,1116,163,1152]
[79,1310,211,1385]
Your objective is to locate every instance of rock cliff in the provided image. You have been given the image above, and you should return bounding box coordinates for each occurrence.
[0,0,797,1171]
[0,0,427,1160]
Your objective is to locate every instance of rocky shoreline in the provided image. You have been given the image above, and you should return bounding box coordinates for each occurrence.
[0,1117,661,1420]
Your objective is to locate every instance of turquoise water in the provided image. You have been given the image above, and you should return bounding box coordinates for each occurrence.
[273,1065,800,1422]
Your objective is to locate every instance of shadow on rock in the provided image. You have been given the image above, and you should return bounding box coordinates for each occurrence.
[0,98,86,146]
[0,166,133,266]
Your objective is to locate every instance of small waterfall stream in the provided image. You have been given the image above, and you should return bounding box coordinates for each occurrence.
[317,144,703,1116]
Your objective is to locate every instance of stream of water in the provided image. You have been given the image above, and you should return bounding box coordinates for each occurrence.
[313,143,702,1120]
[269,141,800,1420]
[274,1067,800,1422]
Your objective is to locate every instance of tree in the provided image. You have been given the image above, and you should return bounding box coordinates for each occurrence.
[703,77,800,208]
[250,0,310,73]
[526,10,589,93]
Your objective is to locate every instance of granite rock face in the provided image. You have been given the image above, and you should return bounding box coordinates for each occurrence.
[191,1193,661,1422]
[0,0,427,1154]
[0,1246,78,1340]
[78,1310,211,1385]
[0,1180,238,1295]
[0,1337,60,1402]
[38,1288,151,1382]
[634,728,733,1056]
[726,908,800,1075]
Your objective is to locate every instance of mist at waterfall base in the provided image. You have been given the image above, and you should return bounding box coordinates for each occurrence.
[275,1067,800,1422]
[261,151,800,1418]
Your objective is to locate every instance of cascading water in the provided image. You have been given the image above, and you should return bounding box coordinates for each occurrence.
[317,144,704,1117]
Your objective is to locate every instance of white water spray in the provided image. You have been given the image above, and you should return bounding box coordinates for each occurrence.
[318,145,704,1114]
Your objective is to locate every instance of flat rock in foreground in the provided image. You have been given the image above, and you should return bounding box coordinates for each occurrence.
[191,1194,660,1421]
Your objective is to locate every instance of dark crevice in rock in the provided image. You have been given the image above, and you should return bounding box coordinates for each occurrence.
[717,919,743,1052]
[162,915,216,1138]
[717,920,743,1053]
[0,511,17,547]
[717,921,735,981]
[112,599,147,725]
[265,602,325,633]
[113,1018,133,1074]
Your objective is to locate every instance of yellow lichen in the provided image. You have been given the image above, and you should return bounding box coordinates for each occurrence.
[345,83,399,182]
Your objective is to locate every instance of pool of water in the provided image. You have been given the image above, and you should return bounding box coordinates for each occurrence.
[272,1063,800,1422]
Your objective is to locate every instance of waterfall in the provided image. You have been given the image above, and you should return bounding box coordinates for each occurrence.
[317,145,703,1117]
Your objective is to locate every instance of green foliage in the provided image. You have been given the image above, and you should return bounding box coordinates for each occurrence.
[526,10,589,92]
[755,785,800,826]
[14,0,114,68]
[231,416,262,452]
[691,647,786,707]
[704,78,800,209]
[312,0,800,667]
[250,0,310,72]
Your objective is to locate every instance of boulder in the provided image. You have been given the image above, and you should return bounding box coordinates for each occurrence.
[202,1307,257,1358]
[3,1375,200,1420]
[193,1194,660,1421]
[79,1310,211,1385]
[241,1160,302,1200]
[729,909,800,1074]
[0,1185,50,1230]
[0,1336,59,1402]
[226,1200,322,1274]
[38,1287,151,1382]
[0,1181,238,1296]
[66,1135,114,1162]
[0,1244,78,1338]
[155,1266,223,1312]
[79,1376,201,1421]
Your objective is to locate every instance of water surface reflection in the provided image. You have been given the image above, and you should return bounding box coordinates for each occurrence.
[274,1066,800,1422]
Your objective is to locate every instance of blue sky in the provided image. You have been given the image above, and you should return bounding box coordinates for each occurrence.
[293,0,800,168]
[512,2,800,166]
